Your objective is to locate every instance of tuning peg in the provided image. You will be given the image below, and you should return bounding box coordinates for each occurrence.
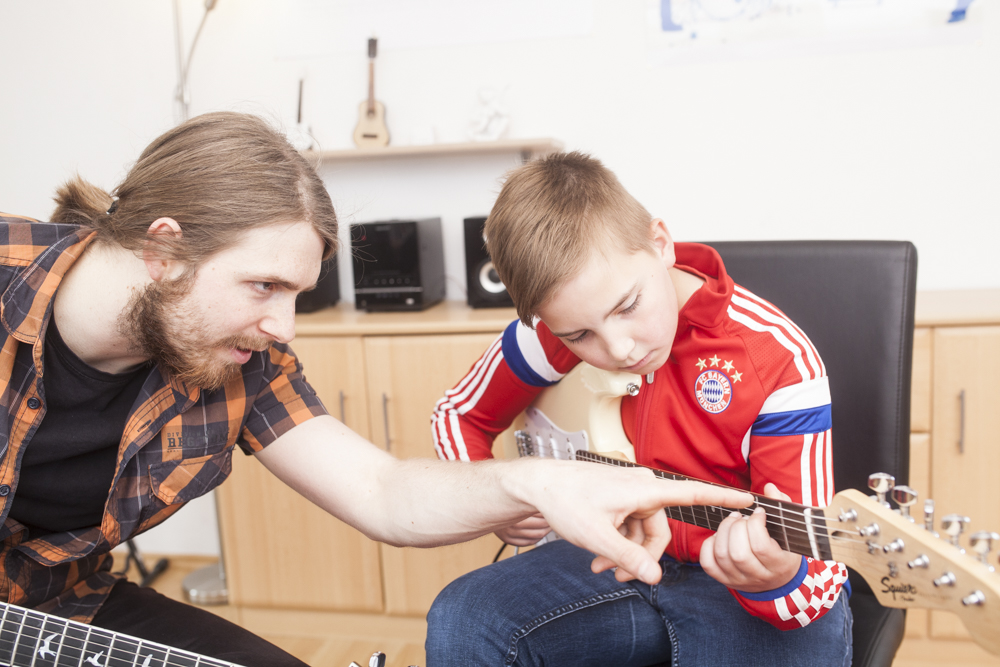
[890,485,918,520]
[969,531,1000,571]
[923,499,938,535]
[941,514,971,551]
[369,653,387,667]
[868,473,895,507]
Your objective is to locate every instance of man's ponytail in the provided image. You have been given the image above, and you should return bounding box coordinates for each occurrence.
[51,176,115,228]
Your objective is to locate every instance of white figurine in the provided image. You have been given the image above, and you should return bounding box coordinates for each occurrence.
[286,123,316,152]
[468,86,510,142]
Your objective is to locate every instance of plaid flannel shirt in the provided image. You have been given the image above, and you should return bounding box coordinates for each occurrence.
[0,213,327,621]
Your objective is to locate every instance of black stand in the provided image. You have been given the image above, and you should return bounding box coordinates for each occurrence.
[117,539,170,588]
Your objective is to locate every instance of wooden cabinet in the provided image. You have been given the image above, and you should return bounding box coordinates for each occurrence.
[217,335,384,612]
[364,333,509,615]
[216,303,515,618]
[895,291,1000,667]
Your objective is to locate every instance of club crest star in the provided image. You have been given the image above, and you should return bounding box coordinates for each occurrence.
[708,354,721,367]
[722,360,734,372]
[731,370,742,383]
[696,358,707,371]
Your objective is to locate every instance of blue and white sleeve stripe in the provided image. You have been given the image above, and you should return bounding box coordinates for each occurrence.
[501,320,566,388]
[752,377,832,437]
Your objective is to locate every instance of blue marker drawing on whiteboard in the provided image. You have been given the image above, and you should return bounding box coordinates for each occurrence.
[661,0,684,31]
[949,0,975,22]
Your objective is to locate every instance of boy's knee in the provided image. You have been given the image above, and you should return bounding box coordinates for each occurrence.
[426,573,502,662]
[428,573,485,634]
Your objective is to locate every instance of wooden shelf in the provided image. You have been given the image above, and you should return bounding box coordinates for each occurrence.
[295,300,516,337]
[302,137,563,164]
[915,289,1000,327]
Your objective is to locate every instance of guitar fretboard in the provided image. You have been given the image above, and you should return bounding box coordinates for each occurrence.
[576,451,833,561]
[0,602,243,667]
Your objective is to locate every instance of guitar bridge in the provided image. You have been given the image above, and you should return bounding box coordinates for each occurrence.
[514,407,589,460]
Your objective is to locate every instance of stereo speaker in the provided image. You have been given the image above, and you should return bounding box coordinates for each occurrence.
[295,255,339,313]
[464,216,514,309]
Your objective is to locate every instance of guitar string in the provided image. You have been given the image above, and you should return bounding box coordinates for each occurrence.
[570,450,839,531]
[533,449,903,552]
[0,616,243,667]
[662,503,874,552]
[571,449,879,530]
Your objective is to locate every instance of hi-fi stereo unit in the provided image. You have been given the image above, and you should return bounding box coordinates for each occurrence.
[464,216,514,309]
[351,218,445,312]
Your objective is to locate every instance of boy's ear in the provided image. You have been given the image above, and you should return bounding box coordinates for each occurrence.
[143,217,185,282]
[649,218,676,267]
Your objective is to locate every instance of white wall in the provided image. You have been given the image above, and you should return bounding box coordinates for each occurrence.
[1,0,997,556]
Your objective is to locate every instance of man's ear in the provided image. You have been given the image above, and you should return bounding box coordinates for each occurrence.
[649,218,676,268]
[143,217,184,282]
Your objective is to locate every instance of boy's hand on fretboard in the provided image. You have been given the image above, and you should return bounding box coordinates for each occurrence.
[699,483,804,593]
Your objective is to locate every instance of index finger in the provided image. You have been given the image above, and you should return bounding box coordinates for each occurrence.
[647,479,754,511]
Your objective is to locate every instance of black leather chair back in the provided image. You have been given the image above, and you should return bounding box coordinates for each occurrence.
[704,240,918,667]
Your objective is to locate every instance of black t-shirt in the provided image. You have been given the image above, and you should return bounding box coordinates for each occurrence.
[9,322,150,537]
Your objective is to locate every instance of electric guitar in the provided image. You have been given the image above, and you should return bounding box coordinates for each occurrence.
[0,600,243,667]
[352,37,389,148]
[0,601,411,667]
[513,364,1000,657]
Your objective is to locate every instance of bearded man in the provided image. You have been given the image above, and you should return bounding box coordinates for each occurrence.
[0,112,750,666]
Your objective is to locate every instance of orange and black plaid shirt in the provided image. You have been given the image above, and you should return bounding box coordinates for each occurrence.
[0,214,328,621]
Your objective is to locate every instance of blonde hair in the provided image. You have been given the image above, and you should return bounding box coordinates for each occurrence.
[485,151,653,326]
[51,112,338,263]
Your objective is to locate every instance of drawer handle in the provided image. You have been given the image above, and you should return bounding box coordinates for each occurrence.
[338,390,346,424]
[958,389,965,455]
[382,392,391,452]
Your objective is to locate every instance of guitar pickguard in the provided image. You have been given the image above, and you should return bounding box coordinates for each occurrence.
[515,407,589,460]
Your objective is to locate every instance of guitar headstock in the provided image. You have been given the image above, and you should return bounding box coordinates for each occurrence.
[826,476,1000,657]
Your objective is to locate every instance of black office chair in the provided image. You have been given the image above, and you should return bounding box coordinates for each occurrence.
[706,240,918,667]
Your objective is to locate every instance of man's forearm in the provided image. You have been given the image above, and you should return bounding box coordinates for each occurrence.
[257,415,753,585]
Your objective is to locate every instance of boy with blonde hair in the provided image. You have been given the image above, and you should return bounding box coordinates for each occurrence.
[428,152,851,666]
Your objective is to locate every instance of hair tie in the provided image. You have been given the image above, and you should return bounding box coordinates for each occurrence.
[107,199,119,215]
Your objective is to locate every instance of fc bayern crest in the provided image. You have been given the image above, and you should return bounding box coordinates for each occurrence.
[695,370,732,414]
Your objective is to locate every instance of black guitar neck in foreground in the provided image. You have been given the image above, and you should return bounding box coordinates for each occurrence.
[0,601,242,667]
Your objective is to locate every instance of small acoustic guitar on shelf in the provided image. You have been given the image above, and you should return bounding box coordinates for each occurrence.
[353,37,389,148]
[513,363,1000,657]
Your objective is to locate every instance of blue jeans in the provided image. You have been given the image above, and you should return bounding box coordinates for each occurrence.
[426,540,852,667]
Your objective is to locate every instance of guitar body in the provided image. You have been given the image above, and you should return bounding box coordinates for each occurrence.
[353,100,389,148]
[515,362,1000,657]
[513,363,640,461]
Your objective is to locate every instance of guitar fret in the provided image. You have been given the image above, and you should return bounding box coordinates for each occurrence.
[34,615,69,667]
[11,607,35,667]
[577,451,833,561]
[777,500,790,551]
[82,624,115,667]
[76,625,92,667]
[0,605,13,665]
[0,602,245,667]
